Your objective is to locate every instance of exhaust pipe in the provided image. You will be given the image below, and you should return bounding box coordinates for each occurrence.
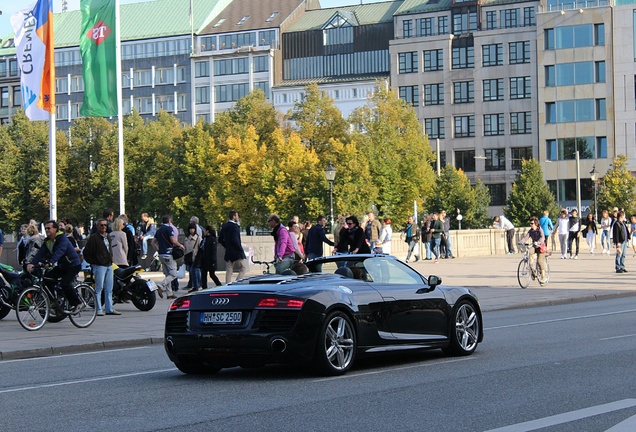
[270,338,287,353]
[165,337,175,354]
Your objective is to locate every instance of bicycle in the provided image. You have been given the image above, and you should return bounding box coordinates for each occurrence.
[15,264,97,331]
[517,242,550,288]
[250,258,276,274]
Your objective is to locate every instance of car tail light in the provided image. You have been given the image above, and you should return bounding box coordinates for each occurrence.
[169,298,190,311]
[257,298,305,309]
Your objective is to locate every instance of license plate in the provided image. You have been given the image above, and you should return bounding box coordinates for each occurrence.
[146,280,158,292]
[201,311,242,324]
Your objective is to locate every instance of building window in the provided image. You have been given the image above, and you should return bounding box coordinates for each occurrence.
[0,87,7,108]
[56,77,69,94]
[215,83,250,103]
[487,183,507,206]
[452,45,474,69]
[511,147,533,169]
[482,44,503,67]
[595,61,605,83]
[133,69,152,86]
[398,52,418,73]
[403,19,413,38]
[545,28,555,50]
[596,98,606,120]
[201,36,217,51]
[438,16,449,34]
[254,81,270,98]
[485,148,506,171]
[424,83,444,106]
[486,11,497,30]
[597,137,607,158]
[424,49,443,71]
[454,115,475,138]
[253,56,269,72]
[553,24,594,49]
[509,41,530,64]
[195,61,209,78]
[502,9,519,29]
[425,118,445,139]
[259,29,276,47]
[214,58,249,76]
[523,7,535,27]
[594,23,605,46]
[0,60,6,78]
[483,79,504,101]
[510,112,532,135]
[419,18,434,36]
[453,81,474,104]
[546,99,604,123]
[455,150,476,172]
[399,86,419,106]
[195,86,210,104]
[452,10,478,34]
[220,33,256,49]
[12,86,21,107]
[9,59,18,76]
[510,77,531,99]
[484,114,505,136]
[546,137,597,161]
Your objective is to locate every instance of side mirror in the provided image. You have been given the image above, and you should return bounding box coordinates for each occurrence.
[428,275,442,289]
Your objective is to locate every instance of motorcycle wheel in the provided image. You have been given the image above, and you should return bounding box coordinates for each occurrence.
[131,285,156,311]
[0,304,10,320]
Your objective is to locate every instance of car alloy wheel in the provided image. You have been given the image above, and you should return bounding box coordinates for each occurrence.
[445,301,479,356]
[316,311,356,375]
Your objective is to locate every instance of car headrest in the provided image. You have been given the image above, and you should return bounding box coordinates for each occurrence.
[334,267,353,278]
[280,269,296,276]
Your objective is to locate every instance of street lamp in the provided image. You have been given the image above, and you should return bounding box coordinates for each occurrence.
[324,162,336,228]
[590,165,599,221]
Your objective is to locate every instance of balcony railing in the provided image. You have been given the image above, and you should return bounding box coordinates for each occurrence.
[539,0,610,12]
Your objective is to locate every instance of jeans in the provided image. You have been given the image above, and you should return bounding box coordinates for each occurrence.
[188,265,201,289]
[141,235,154,255]
[615,242,628,270]
[424,240,432,259]
[308,252,323,272]
[93,264,114,313]
[444,232,454,257]
[601,230,610,250]
[405,240,419,261]
[431,238,441,259]
[274,257,295,274]
[159,255,177,296]
[506,229,516,253]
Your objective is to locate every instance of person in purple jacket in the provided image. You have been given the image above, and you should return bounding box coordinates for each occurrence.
[268,214,297,274]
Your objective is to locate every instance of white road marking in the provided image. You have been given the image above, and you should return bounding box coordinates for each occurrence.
[600,334,636,341]
[486,309,636,330]
[605,413,636,431]
[483,399,636,432]
[0,368,175,394]
[311,357,473,383]
[0,346,151,365]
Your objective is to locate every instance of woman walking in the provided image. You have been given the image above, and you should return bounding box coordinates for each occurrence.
[584,213,598,254]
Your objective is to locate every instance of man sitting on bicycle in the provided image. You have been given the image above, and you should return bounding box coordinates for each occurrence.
[520,216,547,282]
[26,220,83,314]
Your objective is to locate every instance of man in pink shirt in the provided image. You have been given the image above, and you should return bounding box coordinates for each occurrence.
[267,214,296,274]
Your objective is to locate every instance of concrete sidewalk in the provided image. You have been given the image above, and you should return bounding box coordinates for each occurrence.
[1,252,634,360]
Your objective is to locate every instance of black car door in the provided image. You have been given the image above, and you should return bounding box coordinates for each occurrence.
[363,257,449,342]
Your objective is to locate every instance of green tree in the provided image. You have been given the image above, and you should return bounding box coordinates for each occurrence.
[425,166,490,229]
[286,83,349,154]
[597,154,636,214]
[122,110,153,224]
[505,159,560,226]
[349,82,436,223]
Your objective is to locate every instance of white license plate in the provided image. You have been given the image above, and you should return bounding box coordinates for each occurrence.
[146,280,158,292]
[201,311,242,324]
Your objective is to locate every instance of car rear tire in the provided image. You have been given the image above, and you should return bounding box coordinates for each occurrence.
[443,301,480,356]
[313,311,356,376]
[174,359,221,375]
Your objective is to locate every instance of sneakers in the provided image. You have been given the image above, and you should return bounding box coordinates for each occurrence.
[188,288,200,293]
[574,255,579,260]
[106,310,122,315]
[97,311,105,316]
[141,254,147,260]
[434,259,439,263]
[414,256,420,262]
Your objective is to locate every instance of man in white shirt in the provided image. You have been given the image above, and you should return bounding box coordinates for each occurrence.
[493,215,516,254]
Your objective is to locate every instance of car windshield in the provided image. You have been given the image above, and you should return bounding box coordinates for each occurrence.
[308,256,426,286]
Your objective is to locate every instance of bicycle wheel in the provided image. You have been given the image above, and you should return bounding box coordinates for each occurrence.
[16,287,50,331]
[69,283,97,328]
[517,259,531,289]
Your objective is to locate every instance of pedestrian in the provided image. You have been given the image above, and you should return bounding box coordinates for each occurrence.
[430,212,444,263]
[23,224,43,267]
[365,213,382,251]
[630,215,636,257]
[402,216,420,262]
[27,220,83,314]
[267,214,297,274]
[90,208,114,235]
[16,224,28,264]
[118,214,138,266]
[600,210,611,254]
[65,225,81,255]
[556,209,570,259]
[376,218,393,255]
[422,214,433,260]
[109,217,129,267]
[334,215,371,256]
[612,210,629,273]
[288,221,305,260]
[184,222,202,293]
[539,210,554,249]
[200,226,222,288]
[583,213,598,254]
[218,210,247,283]
[492,215,516,254]
[83,218,120,315]
[567,209,581,259]
[139,212,156,259]
[152,214,184,299]
[305,215,334,272]
[440,210,455,258]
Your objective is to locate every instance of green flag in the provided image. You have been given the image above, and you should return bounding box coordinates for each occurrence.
[80,0,117,117]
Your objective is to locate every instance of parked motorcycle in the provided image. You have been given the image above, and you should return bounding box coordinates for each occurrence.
[87,265,158,311]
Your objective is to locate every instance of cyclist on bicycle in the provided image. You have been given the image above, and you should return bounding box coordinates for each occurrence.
[520,216,547,282]
[26,220,83,314]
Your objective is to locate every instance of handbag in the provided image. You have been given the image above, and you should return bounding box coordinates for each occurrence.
[183,251,193,266]
[539,243,547,254]
[172,246,185,260]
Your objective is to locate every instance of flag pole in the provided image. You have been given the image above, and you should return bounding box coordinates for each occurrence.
[49,113,57,221]
[115,0,125,215]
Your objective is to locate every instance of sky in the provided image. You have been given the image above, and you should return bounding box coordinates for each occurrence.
[1,0,384,40]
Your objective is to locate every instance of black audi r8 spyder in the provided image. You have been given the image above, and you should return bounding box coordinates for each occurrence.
[164,254,483,376]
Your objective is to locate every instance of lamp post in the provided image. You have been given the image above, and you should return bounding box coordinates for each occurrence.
[590,165,599,221]
[324,162,336,228]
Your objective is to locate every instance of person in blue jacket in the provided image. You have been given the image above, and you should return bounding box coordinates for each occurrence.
[27,220,82,314]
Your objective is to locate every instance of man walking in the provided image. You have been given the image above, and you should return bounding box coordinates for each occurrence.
[365,213,382,251]
[219,210,247,283]
[493,215,516,254]
[305,215,335,272]
[440,210,455,259]
[83,218,120,315]
[152,215,183,299]
[402,216,420,263]
[613,210,629,273]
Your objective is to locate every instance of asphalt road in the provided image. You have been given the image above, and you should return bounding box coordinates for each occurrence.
[2,296,636,431]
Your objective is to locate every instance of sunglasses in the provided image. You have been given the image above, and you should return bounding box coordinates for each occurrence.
[98,223,107,227]
[346,222,354,226]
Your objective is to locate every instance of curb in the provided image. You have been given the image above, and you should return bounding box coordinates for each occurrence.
[0,337,164,361]
[483,289,636,312]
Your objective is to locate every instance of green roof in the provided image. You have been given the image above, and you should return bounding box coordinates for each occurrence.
[395,0,537,15]
[286,1,404,32]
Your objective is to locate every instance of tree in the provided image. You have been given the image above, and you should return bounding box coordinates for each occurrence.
[349,82,436,224]
[597,154,636,214]
[425,166,490,229]
[286,83,349,155]
[505,158,560,226]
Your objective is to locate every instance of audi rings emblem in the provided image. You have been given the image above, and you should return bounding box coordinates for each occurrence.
[211,297,230,306]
